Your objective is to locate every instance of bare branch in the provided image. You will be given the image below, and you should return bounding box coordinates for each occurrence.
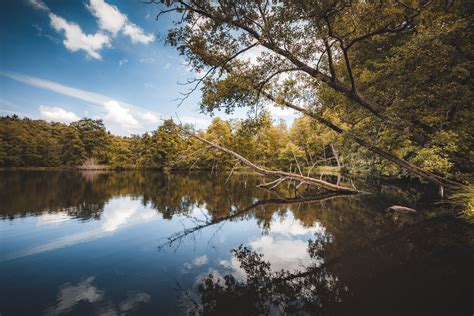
[178,126,362,193]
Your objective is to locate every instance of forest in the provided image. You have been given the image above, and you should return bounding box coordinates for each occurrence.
[0,104,472,183]
[0,113,364,173]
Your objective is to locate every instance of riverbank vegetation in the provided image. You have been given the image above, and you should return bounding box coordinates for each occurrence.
[1,112,471,184]
[0,114,367,173]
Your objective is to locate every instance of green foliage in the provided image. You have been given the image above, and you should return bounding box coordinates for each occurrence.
[60,127,86,166]
[160,0,473,182]
[151,119,189,169]
[70,118,110,162]
[0,116,64,167]
[0,114,348,172]
[450,185,474,223]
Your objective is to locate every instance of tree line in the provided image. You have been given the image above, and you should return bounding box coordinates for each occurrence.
[0,111,470,182]
[0,113,338,171]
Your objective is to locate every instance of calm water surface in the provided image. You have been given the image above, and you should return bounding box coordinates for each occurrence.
[0,170,473,315]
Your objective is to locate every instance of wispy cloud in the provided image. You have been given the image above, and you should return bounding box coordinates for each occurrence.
[118,58,128,66]
[27,0,50,12]
[1,197,159,262]
[1,71,161,133]
[1,71,213,132]
[139,57,155,64]
[2,71,114,105]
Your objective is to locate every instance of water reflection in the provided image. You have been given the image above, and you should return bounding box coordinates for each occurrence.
[1,197,160,262]
[45,277,150,316]
[186,215,474,315]
[0,170,473,315]
[46,277,103,316]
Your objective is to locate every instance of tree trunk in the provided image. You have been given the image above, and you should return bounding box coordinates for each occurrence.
[181,129,364,194]
[263,92,464,190]
[330,143,342,168]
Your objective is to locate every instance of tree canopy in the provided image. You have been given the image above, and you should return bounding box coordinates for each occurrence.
[0,115,349,172]
[155,0,473,185]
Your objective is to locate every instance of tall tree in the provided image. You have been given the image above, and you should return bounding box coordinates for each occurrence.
[157,0,471,187]
[71,119,110,162]
[60,127,86,166]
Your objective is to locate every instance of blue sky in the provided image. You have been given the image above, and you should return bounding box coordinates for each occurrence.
[0,0,295,135]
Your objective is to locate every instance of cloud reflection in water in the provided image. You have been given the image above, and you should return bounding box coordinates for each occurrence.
[45,276,150,316]
[1,197,159,262]
[213,215,330,282]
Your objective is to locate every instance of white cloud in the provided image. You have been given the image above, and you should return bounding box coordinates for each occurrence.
[139,112,160,124]
[218,257,247,282]
[46,277,103,316]
[179,115,211,129]
[118,58,128,66]
[100,197,157,232]
[39,105,80,123]
[249,236,313,272]
[0,71,162,134]
[217,217,329,280]
[164,62,171,69]
[28,0,49,11]
[123,23,154,44]
[118,292,151,313]
[139,57,155,64]
[240,44,273,65]
[103,100,140,131]
[87,0,154,44]
[37,212,72,226]
[269,218,326,237]
[267,104,296,118]
[219,235,313,278]
[86,0,127,36]
[45,277,150,316]
[31,0,153,60]
[49,13,110,60]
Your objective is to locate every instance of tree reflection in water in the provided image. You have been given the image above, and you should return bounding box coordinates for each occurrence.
[1,170,473,315]
[179,211,474,315]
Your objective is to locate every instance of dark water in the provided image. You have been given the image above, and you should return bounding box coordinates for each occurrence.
[0,171,473,316]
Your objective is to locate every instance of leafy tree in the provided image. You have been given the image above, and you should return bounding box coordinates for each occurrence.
[60,127,86,166]
[71,119,110,162]
[158,0,471,186]
[201,117,235,169]
[151,119,188,169]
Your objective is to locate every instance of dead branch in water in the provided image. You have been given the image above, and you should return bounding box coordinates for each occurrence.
[178,128,364,194]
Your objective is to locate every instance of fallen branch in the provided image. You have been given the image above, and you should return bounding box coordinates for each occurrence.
[179,128,364,194]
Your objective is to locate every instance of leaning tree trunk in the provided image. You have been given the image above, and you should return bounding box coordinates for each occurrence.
[262,92,464,190]
[181,129,364,194]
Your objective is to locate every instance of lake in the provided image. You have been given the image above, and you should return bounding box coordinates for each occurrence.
[0,170,473,315]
